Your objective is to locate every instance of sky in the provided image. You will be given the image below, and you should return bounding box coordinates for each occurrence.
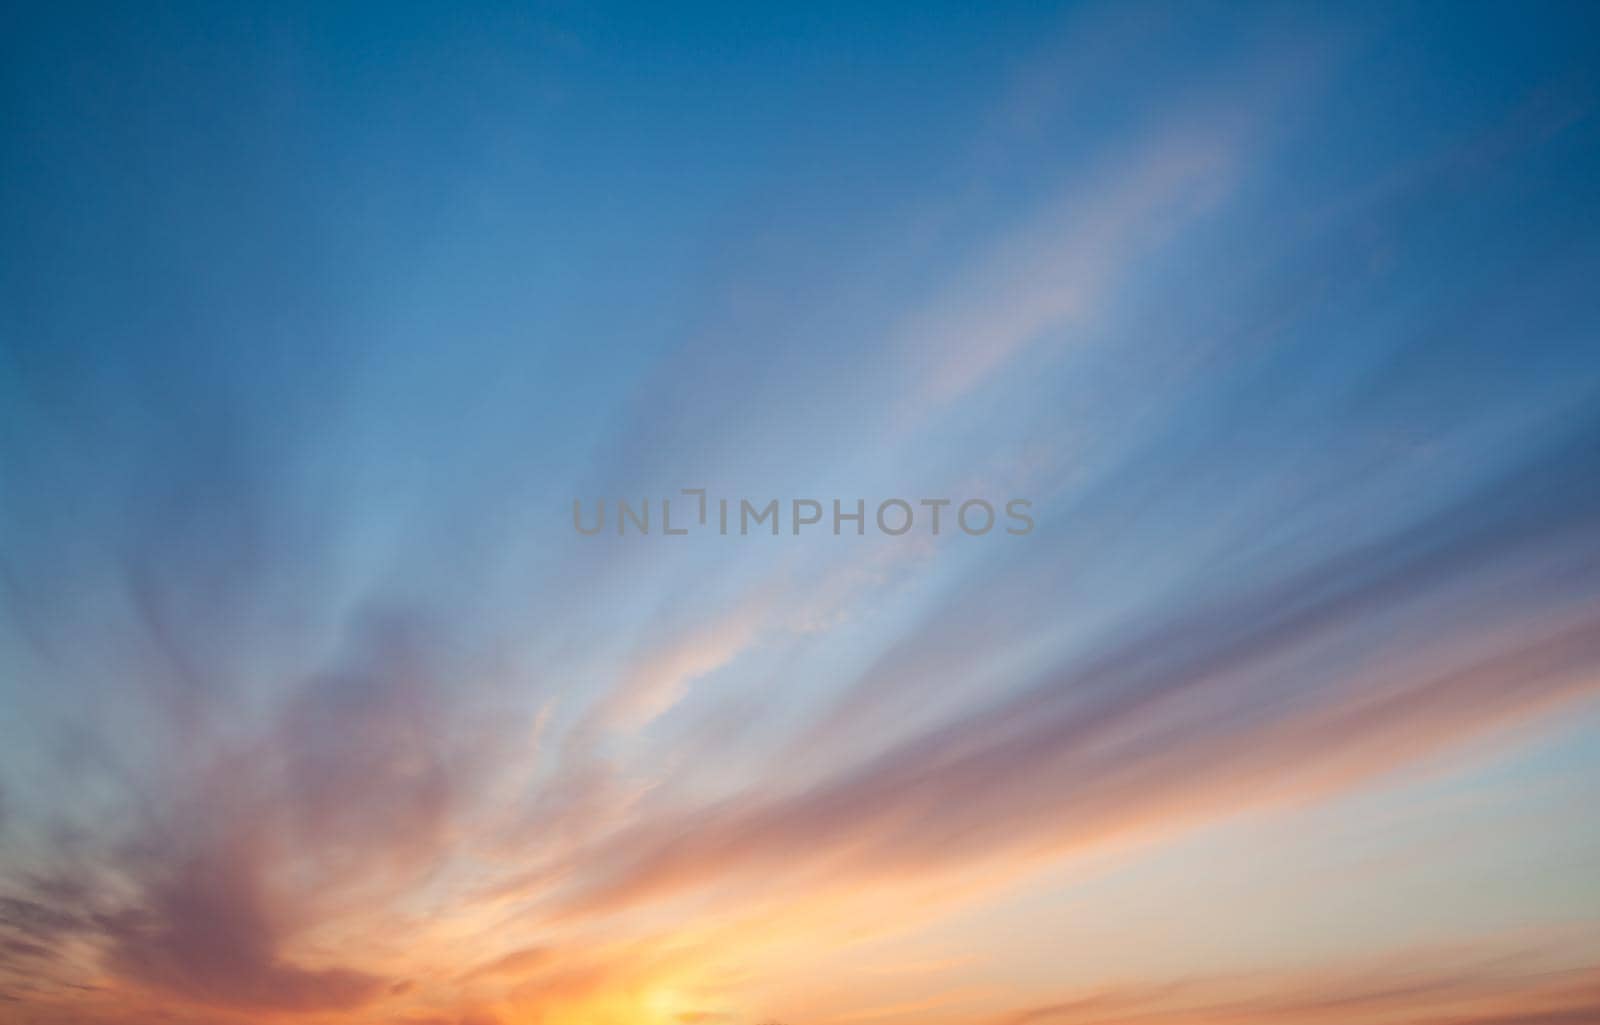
[2,2,1599,1024]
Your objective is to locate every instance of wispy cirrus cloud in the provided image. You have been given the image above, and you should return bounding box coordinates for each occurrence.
[2,3,1599,1025]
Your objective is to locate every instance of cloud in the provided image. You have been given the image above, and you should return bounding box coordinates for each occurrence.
[895,122,1238,408]
[554,423,1600,919]
[2,5,1599,1025]
[991,950,1600,1025]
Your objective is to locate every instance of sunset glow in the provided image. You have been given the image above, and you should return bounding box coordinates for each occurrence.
[2,3,1599,1024]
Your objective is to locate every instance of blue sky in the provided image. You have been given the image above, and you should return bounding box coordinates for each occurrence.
[2,3,1599,1024]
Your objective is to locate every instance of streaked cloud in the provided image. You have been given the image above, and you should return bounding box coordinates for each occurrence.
[2,3,1598,1024]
